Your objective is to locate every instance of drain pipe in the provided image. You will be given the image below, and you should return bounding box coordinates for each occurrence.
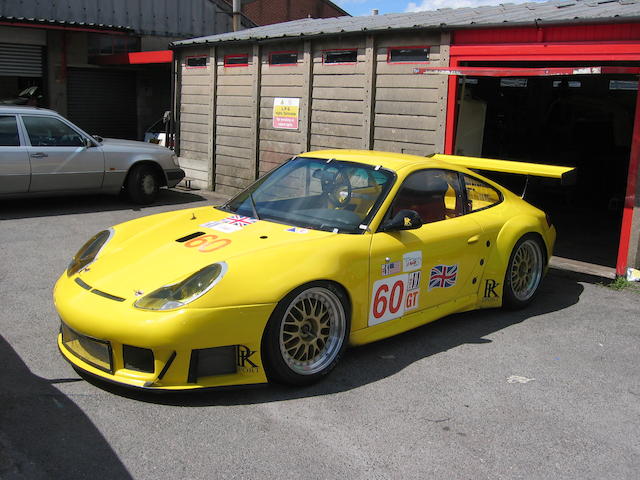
[233,0,241,31]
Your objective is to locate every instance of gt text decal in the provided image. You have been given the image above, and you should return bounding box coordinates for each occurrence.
[428,264,458,290]
[403,251,422,272]
[369,271,421,326]
[381,261,401,276]
[184,234,231,253]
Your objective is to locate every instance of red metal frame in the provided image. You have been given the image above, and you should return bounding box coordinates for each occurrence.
[90,50,173,65]
[268,50,299,66]
[322,48,358,65]
[616,83,640,276]
[185,55,207,69]
[416,66,640,77]
[386,45,431,65]
[224,53,249,67]
[442,39,640,274]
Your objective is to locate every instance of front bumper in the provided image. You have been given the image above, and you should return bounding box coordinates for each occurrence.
[54,274,275,390]
[164,168,185,188]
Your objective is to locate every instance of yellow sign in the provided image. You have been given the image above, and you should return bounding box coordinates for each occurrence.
[273,97,300,130]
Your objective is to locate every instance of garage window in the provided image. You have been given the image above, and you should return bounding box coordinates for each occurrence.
[224,54,249,67]
[387,46,430,64]
[0,116,20,146]
[463,175,502,212]
[323,49,357,65]
[269,51,298,66]
[186,56,207,68]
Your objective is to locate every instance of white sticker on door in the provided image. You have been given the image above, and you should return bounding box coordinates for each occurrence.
[403,251,422,272]
[369,274,408,326]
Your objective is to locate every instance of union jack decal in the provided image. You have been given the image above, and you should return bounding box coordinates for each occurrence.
[221,215,257,227]
[428,264,458,290]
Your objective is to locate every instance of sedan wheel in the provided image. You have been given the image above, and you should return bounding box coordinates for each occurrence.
[126,164,160,205]
[263,283,349,385]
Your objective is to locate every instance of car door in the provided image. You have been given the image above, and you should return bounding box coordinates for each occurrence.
[368,169,487,327]
[20,114,105,192]
[0,114,30,194]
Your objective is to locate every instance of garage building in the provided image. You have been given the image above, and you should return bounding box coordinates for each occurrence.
[171,0,640,277]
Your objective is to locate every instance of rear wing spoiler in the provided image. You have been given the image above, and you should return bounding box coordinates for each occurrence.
[432,154,576,185]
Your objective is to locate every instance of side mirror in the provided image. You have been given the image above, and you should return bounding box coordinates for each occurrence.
[83,137,95,148]
[379,209,423,232]
[92,135,104,143]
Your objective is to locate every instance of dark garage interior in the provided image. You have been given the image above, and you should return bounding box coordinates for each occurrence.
[454,66,637,268]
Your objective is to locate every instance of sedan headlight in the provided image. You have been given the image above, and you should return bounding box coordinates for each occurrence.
[134,262,227,311]
[67,228,114,277]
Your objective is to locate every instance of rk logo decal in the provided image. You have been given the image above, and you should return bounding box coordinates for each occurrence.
[484,279,500,298]
[237,345,258,368]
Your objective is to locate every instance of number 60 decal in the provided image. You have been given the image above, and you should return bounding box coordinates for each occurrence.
[369,274,408,326]
[184,234,231,253]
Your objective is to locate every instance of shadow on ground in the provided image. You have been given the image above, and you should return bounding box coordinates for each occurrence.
[0,336,132,479]
[0,189,210,221]
[86,271,585,407]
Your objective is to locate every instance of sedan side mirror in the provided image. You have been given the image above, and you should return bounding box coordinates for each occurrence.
[379,209,423,232]
[83,137,95,148]
[92,135,104,143]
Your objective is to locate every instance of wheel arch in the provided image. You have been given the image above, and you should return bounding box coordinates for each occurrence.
[122,160,167,189]
[477,215,549,308]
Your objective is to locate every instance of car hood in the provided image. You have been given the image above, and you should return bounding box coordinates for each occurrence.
[100,137,169,152]
[77,206,335,301]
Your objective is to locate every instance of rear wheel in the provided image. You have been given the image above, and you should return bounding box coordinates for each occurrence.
[262,282,349,386]
[126,164,160,205]
[503,234,545,309]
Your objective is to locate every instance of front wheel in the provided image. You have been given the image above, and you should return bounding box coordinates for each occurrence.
[126,164,160,205]
[503,234,545,309]
[262,282,350,386]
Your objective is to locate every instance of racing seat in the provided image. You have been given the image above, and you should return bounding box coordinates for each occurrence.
[392,175,449,224]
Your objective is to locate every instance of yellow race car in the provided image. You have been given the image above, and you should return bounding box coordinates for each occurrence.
[54,150,573,391]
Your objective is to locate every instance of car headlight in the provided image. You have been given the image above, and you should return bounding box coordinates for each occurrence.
[67,228,114,277]
[134,262,227,311]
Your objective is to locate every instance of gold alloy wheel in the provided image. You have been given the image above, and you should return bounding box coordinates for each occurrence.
[279,287,346,375]
[510,239,543,302]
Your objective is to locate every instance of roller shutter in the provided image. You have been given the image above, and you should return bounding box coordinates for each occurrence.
[0,43,43,77]
[67,68,137,140]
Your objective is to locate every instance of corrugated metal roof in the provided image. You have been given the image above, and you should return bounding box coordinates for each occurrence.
[172,0,640,47]
[0,0,253,38]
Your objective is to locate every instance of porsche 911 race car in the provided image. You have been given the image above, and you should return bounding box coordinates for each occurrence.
[54,150,573,390]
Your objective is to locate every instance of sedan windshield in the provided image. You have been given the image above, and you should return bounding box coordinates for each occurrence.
[222,157,395,233]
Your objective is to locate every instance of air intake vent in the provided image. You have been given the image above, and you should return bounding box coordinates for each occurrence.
[176,232,205,243]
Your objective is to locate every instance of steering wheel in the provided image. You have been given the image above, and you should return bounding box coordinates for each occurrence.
[321,168,352,207]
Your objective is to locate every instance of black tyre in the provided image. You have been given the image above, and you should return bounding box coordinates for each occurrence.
[503,234,545,309]
[126,164,160,205]
[262,282,350,386]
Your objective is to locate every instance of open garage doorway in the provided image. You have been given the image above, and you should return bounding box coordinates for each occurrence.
[450,67,638,269]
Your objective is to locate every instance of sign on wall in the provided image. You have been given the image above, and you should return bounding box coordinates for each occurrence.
[273,97,300,130]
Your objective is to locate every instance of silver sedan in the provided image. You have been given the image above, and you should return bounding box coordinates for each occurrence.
[0,106,184,204]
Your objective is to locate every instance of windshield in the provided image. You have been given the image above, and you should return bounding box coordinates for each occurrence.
[222,157,395,234]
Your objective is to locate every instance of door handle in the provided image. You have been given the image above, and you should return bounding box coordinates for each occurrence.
[467,235,480,244]
[30,152,48,158]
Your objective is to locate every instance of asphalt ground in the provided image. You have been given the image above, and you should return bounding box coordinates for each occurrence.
[1,188,639,479]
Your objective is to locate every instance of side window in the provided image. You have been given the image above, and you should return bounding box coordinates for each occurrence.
[22,116,85,147]
[391,169,464,224]
[0,116,20,146]
[463,174,502,211]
